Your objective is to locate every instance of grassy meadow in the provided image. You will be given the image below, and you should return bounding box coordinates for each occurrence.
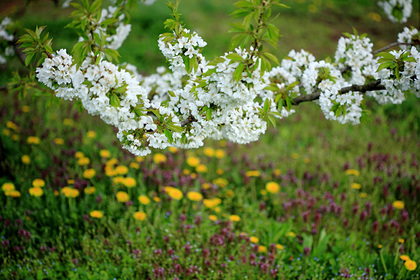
[0,0,419,279]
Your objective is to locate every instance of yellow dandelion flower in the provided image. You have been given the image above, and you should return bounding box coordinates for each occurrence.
[32,179,45,188]
[84,187,96,194]
[196,164,208,173]
[54,138,64,145]
[78,157,90,166]
[5,190,21,197]
[112,176,125,184]
[83,169,96,179]
[29,187,43,197]
[115,165,128,175]
[187,191,203,201]
[153,153,167,164]
[225,190,234,197]
[304,158,310,164]
[106,158,118,166]
[12,134,19,141]
[229,215,240,222]
[214,206,221,213]
[187,156,200,167]
[202,183,211,189]
[398,238,404,244]
[213,178,228,188]
[87,130,96,139]
[216,168,224,175]
[2,182,15,192]
[260,190,267,196]
[209,215,217,221]
[183,169,191,175]
[190,173,196,179]
[276,244,284,250]
[153,197,161,202]
[250,236,259,243]
[133,211,147,221]
[266,182,280,194]
[392,200,405,210]
[378,244,383,249]
[67,179,75,184]
[292,153,299,159]
[138,195,151,205]
[129,162,140,169]
[368,12,382,22]
[169,147,178,153]
[215,149,226,159]
[68,189,80,198]
[63,118,73,126]
[21,155,30,165]
[286,231,296,237]
[246,170,260,177]
[90,210,103,218]
[400,255,411,261]
[105,166,117,177]
[3,129,10,136]
[27,136,40,145]
[61,187,73,196]
[6,121,19,131]
[22,105,30,112]
[345,169,360,176]
[405,260,417,271]
[258,245,267,253]
[360,192,367,198]
[75,151,85,159]
[203,198,222,208]
[351,183,361,190]
[273,169,281,176]
[203,147,215,157]
[123,177,136,188]
[135,156,144,163]
[116,191,130,203]
[100,149,111,158]
[164,186,183,200]
[54,190,59,196]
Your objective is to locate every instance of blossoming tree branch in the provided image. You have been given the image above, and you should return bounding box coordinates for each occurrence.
[2,0,420,156]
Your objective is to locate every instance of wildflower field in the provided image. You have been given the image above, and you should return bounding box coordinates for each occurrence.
[1,0,420,279]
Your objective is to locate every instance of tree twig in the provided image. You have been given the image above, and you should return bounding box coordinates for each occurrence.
[373,42,420,55]
[292,79,386,105]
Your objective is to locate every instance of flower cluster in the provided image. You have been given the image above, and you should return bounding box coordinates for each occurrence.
[397,26,420,50]
[378,0,413,23]
[0,17,14,64]
[97,6,131,50]
[34,3,420,155]
[376,47,420,102]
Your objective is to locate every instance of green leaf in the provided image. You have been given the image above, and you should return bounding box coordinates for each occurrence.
[110,94,120,108]
[226,53,244,62]
[264,85,279,92]
[263,52,279,65]
[164,129,173,143]
[233,62,245,83]
[263,98,271,113]
[24,52,35,66]
[103,48,120,63]
[403,57,416,63]
[167,124,183,133]
[376,62,394,72]
[206,108,212,120]
[90,0,102,13]
[267,114,276,127]
[375,51,395,59]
